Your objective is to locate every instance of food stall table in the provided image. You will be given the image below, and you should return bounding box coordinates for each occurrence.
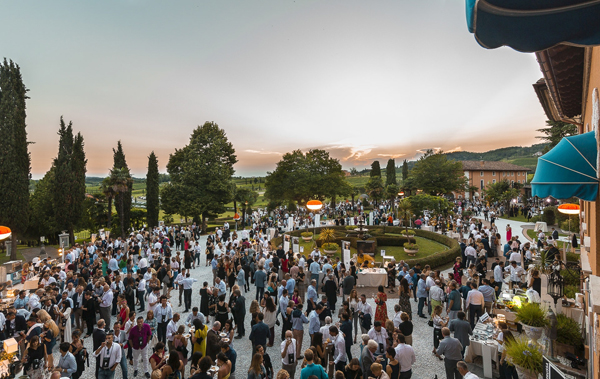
[534,221,548,232]
[357,268,387,287]
[464,322,498,379]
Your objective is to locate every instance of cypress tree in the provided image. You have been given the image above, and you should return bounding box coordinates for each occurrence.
[112,141,132,236]
[72,132,87,233]
[53,117,76,242]
[0,59,31,259]
[402,159,409,180]
[386,158,396,185]
[370,160,381,177]
[146,151,159,228]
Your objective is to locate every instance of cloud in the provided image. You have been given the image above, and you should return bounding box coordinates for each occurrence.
[377,153,406,158]
[245,149,282,155]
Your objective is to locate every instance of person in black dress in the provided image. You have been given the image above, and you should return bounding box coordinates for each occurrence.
[199,282,211,317]
[529,269,542,297]
[215,294,229,329]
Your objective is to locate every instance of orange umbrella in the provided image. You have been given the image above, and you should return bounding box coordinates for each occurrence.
[557,204,580,215]
[0,226,11,240]
[306,200,323,211]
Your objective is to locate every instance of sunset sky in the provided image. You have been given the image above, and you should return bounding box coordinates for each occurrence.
[1,0,546,179]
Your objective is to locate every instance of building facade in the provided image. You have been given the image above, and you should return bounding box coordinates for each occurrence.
[455,161,530,199]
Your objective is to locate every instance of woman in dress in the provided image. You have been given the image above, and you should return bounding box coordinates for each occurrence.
[215,294,229,328]
[22,336,47,379]
[374,285,388,324]
[432,305,448,356]
[145,310,158,350]
[397,278,412,319]
[263,296,277,347]
[150,342,167,372]
[291,289,302,306]
[192,318,208,357]
[453,257,463,286]
[348,289,360,343]
[506,224,512,242]
[184,250,193,271]
[172,325,188,367]
[199,282,211,317]
[117,294,130,326]
[385,347,400,379]
[247,352,267,379]
[216,353,231,379]
[227,260,236,292]
[297,266,306,299]
[160,350,183,379]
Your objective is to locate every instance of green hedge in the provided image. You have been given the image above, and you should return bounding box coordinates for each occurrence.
[283,226,460,269]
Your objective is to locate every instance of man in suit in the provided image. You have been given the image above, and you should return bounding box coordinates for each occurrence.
[232,289,246,338]
[551,228,559,241]
[72,285,85,332]
[206,321,221,361]
[448,311,473,358]
[93,319,107,379]
[248,313,270,351]
[360,340,381,379]
[4,310,27,339]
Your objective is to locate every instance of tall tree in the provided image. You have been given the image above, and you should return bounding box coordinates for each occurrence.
[53,118,86,244]
[101,177,115,229]
[385,159,396,186]
[0,59,30,259]
[409,150,468,195]
[365,175,384,206]
[28,167,57,243]
[110,167,133,238]
[112,141,132,236]
[265,149,351,205]
[370,160,381,177]
[537,120,578,152]
[146,151,159,228]
[402,160,409,180]
[163,122,237,232]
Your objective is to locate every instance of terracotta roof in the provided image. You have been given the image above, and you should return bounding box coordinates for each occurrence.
[461,161,531,171]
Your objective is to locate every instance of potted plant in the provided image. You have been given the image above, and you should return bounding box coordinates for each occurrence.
[505,337,543,379]
[301,231,313,241]
[555,314,583,356]
[322,242,339,255]
[403,242,419,256]
[515,303,548,345]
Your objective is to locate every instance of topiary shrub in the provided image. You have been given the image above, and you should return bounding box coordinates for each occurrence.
[560,220,580,234]
[556,313,583,347]
[543,209,556,226]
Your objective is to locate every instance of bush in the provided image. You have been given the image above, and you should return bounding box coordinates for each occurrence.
[322,242,339,251]
[505,337,543,375]
[556,313,583,347]
[560,220,580,234]
[318,228,336,243]
[345,225,356,230]
[564,284,578,299]
[543,209,556,226]
[300,232,313,238]
[566,252,580,263]
[561,268,580,287]
[402,230,416,235]
[515,303,548,327]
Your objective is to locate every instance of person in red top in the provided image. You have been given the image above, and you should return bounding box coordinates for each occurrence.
[128,316,153,377]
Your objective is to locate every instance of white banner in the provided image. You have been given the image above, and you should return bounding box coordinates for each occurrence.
[342,240,351,267]
[283,234,291,252]
[314,214,321,228]
[288,217,294,232]
[369,212,374,226]
[292,237,299,254]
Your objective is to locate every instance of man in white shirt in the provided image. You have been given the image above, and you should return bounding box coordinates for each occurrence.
[174,268,186,308]
[329,325,347,372]
[394,334,416,377]
[94,333,121,379]
[281,330,298,378]
[392,304,403,328]
[182,273,198,312]
[464,244,477,267]
[457,360,479,379]
[356,295,373,334]
[147,287,160,314]
[166,313,180,351]
[465,282,484,329]
[494,261,505,284]
[98,284,113,332]
[368,321,389,359]
[508,248,522,266]
[505,261,525,288]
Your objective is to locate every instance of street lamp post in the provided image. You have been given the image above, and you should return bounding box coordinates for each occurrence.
[306,200,323,242]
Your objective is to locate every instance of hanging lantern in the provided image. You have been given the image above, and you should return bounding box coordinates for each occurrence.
[557,204,580,215]
[0,226,11,241]
[547,268,564,305]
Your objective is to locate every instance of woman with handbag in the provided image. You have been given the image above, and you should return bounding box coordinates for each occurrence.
[192,319,208,357]
[172,325,189,366]
[22,336,47,379]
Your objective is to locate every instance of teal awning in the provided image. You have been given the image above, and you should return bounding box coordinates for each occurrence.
[532,131,598,201]
[466,0,600,52]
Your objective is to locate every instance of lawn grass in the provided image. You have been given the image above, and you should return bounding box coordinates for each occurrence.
[0,249,26,264]
[498,214,530,223]
[525,229,569,248]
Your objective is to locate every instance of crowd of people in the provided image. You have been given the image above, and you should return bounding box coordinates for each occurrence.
[1,197,566,379]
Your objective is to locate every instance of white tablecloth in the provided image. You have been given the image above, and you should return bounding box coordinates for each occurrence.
[357,269,387,287]
[534,221,548,232]
[465,339,498,378]
[562,306,584,325]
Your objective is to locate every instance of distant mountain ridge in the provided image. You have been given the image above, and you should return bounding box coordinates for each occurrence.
[443,143,548,171]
